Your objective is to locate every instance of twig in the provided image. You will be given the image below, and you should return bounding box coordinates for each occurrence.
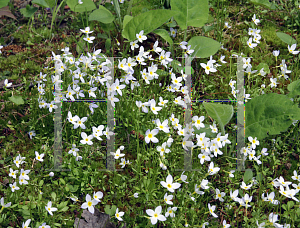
[31,158,36,169]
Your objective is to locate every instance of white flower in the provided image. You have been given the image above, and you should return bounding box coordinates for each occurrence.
[145,129,159,143]
[80,132,93,145]
[39,223,51,228]
[224,22,231,28]
[136,30,147,43]
[146,206,166,225]
[164,193,173,205]
[208,203,218,217]
[288,43,299,55]
[93,191,103,202]
[45,201,57,216]
[80,27,93,34]
[170,28,177,38]
[115,208,124,221]
[22,219,31,228]
[160,174,181,193]
[81,194,99,214]
[4,79,12,88]
[252,14,260,25]
[247,37,257,49]
[35,151,45,162]
[270,77,279,88]
[200,62,217,75]
[28,130,36,140]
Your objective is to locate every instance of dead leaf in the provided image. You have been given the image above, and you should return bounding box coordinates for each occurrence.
[0,6,17,20]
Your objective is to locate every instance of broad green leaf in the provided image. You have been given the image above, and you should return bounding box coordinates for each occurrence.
[20,5,38,18]
[202,102,234,135]
[287,79,300,98]
[45,0,56,7]
[60,206,69,212]
[170,0,209,30]
[152,29,173,46]
[89,6,114,24]
[193,126,217,138]
[276,32,297,46]
[100,21,115,33]
[66,0,96,13]
[256,63,270,75]
[32,0,55,8]
[256,173,263,183]
[122,9,176,41]
[188,36,221,58]
[8,96,24,105]
[288,201,295,211]
[243,169,253,183]
[0,0,10,8]
[39,180,44,187]
[51,192,56,201]
[245,93,300,141]
[123,15,133,30]
[250,0,277,10]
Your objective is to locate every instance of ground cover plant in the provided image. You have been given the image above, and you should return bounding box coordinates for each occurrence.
[1,0,300,227]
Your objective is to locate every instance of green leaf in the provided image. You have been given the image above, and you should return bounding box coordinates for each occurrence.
[39,180,44,187]
[122,9,176,41]
[188,36,221,58]
[276,32,297,46]
[59,178,65,185]
[256,173,263,183]
[0,0,10,8]
[20,5,38,18]
[105,38,111,51]
[100,21,115,33]
[152,29,173,46]
[202,102,234,135]
[51,192,56,201]
[123,15,133,30]
[66,0,96,13]
[287,201,294,211]
[193,126,217,138]
[256,62,270,75]
[287,79,300,98]
[8,96,24,105]
[89,6,115,24]
[245,93,300,141]
[45,0,56,7]
[60,206,69,212]
[243,169,253,183]
[250,0,277,10]
[170,0,209,30]
[32,0,52,8]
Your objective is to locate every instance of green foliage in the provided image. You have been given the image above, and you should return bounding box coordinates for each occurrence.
[32,0,56,8]
[245,93,300,141]
[170,0,209,30]
[202,102,234,135]
[188,36,221,58]
[20,4,38,18]
[66,0,96,12]
[276,32,297,46]
[122,9,176,41]
[8,96,24,105]
[152,29,173,46]
[249,0,277,10]
[89,6,115,24]
[287,79,300,99]
[0,0,10,8]
[243,169,253,184]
